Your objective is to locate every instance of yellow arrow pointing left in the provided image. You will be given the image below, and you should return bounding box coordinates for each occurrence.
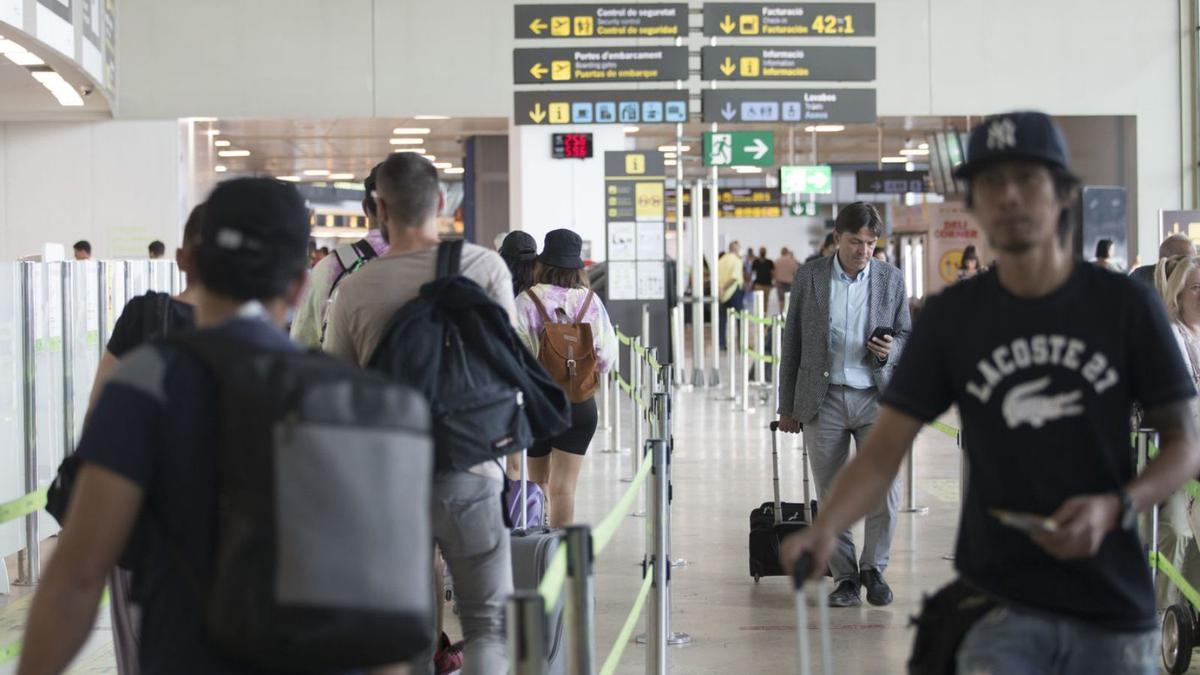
[720,57,736,76]
[530,62,549,80]
[529,103,547,124]
[529,18,548,35]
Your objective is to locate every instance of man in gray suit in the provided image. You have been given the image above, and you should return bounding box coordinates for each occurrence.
[777,202,912,607]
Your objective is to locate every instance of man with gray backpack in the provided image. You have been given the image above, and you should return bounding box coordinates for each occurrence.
[20,178,435,674]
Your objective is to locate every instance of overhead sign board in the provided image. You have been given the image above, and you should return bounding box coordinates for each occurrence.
[606,151,667,301]
[780,165,833,194]
[702,3,876,37]
[513,46,689,84]
[515,4,689,39]
[701,88,876,124]
[856,170,928,194]
[701,45,875,82]
[515,90,689,125]
[703,131,775,167]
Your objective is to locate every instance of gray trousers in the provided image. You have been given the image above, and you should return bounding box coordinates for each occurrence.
[802,384,901,584]
[414,471,513,675]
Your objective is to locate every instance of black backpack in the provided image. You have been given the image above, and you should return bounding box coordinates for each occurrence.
[171,330,435,670]
[368,240,566,473]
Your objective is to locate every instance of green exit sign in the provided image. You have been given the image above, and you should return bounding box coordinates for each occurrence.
[703,130,774,167]
[780,165,833,195]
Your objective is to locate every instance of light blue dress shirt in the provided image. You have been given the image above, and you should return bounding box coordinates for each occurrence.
[829,255,873,389]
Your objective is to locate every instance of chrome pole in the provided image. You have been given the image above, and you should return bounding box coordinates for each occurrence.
[754,291,767,388]
[565,526,595,675]
[715,308,737,401]
[691,179,706,386]
[61,264,76,456]
[508,591,548,675]
[15,262,39,586]
[738,310,754,413]
[645,439,669,675]
[708,166,721,387]
[771,318,783,415]
[630,338,646,517]
[608,332,624,455]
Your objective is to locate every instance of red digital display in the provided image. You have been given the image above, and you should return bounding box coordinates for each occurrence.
[552,133,593,159]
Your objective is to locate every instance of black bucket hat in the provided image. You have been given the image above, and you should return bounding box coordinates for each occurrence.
[500,231,537,262]
[538,229,584,269]
[954,111,1076,180]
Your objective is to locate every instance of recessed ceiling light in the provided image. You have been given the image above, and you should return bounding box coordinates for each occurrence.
[214,139,231,147]
[664,159,678,166]
[804,125,845,133]
[389,138,425,145]
[421,154,437,161]
[303,169,330,176]
[415,115,451,120]
[433,162,453,169]
[657,145,690,153]
[623,126,640,134]
[328,173,355,180]
[214,165,228,173]
[918,142,930,150]
[444,167,465,175]
[732,166,762,173]
[899,148,930,156]
[277,176,300,182]
[664,152,677,159]
[393,127,432,135]
[880,156,909,163]
[392,148,427,154]
[5,51,44,66]
[218,150,251,158]
[30,71,83,106]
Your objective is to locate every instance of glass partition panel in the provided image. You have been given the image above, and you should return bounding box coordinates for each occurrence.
[126,261,150,300]
[0,264,26,557]
[68,261,100,442]
[104,261,126,340]
[34,263,64,538]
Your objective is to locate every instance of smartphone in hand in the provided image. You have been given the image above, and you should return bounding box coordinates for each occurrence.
[870,326,896,342]
[990,508,1059,534]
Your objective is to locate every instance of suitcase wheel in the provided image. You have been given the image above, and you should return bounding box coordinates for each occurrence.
[753,574,761,584]
[1163,602,1196,674]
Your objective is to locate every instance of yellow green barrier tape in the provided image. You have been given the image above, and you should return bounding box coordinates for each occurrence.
[646,353,663,374]
[632,342,648,357]
[744,348,777,365]
[593,450,654,556]
[928,421,958,440]
[1151,551,1200,612]
[537,547,569,614]
[737,311,775,326]
[616,332,632,347]
[598,571,655,675]
[615,374,633,397]
[0,488,47,524]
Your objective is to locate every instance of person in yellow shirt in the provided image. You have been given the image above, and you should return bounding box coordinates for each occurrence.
[718,241,744,350]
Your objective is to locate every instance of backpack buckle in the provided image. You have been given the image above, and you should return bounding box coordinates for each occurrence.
[566,358,577,377]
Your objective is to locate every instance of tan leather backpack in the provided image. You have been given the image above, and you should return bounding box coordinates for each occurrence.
[526,289,599,403]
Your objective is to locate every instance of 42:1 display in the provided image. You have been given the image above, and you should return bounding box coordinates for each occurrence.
[810,14,855,34]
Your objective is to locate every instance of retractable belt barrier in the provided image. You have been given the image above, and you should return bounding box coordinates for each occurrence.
[513,314,686,675]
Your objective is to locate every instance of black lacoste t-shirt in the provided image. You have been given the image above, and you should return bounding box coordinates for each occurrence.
[881,264,1196,631]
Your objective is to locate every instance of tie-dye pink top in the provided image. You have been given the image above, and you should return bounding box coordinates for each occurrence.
[515,284,617,374]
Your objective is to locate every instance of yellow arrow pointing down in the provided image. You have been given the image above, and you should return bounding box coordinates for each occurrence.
[529,18,548,35]
[720,15,736,33]
[719,57,736,76]
[529,103,547,124]
[530,62,549,79]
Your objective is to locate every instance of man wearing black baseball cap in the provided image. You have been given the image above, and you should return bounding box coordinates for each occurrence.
[783,112,1200,673]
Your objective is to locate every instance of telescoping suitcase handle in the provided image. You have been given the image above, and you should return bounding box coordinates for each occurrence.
[769,421,783,526]
[791,553,833,675]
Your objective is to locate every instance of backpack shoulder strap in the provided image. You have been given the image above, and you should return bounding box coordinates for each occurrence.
[350,237,378,262]
[436,240,464,279]
[524,289,554,324]
[573,290,594,324]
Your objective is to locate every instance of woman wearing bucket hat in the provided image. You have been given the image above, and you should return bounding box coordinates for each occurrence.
[499,230,538,297]
[515,229,617,527]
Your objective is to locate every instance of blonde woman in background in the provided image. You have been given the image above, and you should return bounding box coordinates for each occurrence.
[1157,255,1200,607]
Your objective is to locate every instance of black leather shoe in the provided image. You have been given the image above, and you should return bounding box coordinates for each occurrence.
[861,568,893,606]
[827,579,861,607]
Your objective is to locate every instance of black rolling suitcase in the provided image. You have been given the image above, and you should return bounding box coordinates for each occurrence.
[749,421,818,581]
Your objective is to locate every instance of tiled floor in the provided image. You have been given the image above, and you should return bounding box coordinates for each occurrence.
[1,375,1193,673]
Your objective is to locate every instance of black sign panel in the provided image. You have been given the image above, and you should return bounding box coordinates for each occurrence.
[552,133,594,159]
[515,4,689,39]
[667,188,783,218]
[856,170,929,194]
[702,3,876,37]
[701,45,874,82]
[514,47,689,84]
[701,88,876,124]
[515,90,690,126]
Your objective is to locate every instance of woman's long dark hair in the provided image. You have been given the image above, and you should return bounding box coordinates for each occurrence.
[505,257,537,296]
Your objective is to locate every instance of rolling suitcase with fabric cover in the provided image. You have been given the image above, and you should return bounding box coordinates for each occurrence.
[749,421,818,581]
[510,448,566,674]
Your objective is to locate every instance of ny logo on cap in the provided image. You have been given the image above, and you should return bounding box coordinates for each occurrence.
[986,118,1018,151]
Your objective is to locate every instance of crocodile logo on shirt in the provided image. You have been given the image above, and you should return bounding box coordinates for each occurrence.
[1001,376,1084,429]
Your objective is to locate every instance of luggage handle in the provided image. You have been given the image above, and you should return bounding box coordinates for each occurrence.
[770,421,783,526]
[792,552,833,675]
[520,448,529,530]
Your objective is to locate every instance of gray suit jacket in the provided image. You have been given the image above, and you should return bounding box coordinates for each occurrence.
[777,255,912,424]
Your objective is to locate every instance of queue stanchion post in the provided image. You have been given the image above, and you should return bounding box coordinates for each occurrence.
[622,337,640,482]
[599,369,611,437]
[900,448,929,515]
[629,339,647,518]
[671,304,687,389]
[770,317,782,414]
[565,526,596,675]
[738,311,754,413]
[15,262,39,586]
[659,367,687,570]
[753,291,767,389]
[942,430,965,562]
[690,179,706,388]
[508,591,548,675]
